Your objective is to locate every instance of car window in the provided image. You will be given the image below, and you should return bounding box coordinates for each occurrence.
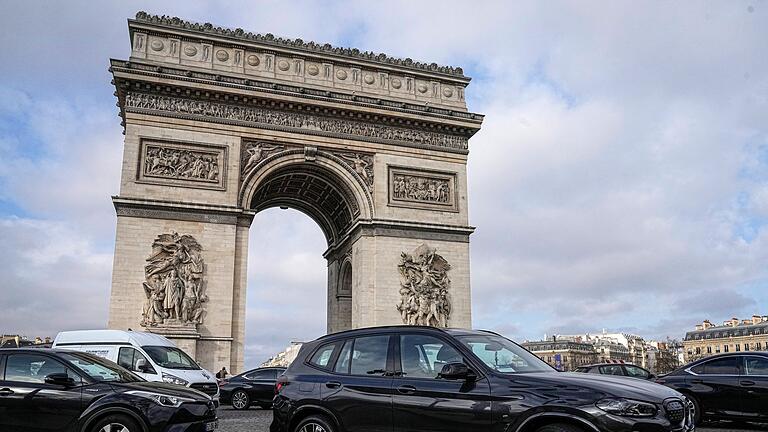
[350,335,390,376]
[624,365,649,379]
[458,334,552,373]
[745,357,768,375]
[400,334,462,379]
[693,357,739,375]
[309,342,338,369]
[58,352,143,383]
[118,347,154,374]
[334,339,353,374]
[599,365,625,376]
[142,346,200,370]
[246,370,274,380]
[4,354,70,384]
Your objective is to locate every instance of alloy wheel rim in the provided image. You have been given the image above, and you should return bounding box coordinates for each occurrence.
[99,424,130,432]
[232,391,248,409]
[300,422,327,432]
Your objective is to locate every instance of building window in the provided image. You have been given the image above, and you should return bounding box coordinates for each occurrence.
[695,347,701,355]
[757,342,762,350]
[715,345,721,353]
[724,345,730,353]
[707,346,712,354]
[736,344,741,352]
[745,343,750,351]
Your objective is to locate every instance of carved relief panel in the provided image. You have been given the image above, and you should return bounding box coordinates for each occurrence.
[388,166,457,212]
[138,139,228,190]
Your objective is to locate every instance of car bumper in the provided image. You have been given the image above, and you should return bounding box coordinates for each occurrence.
[592,398,696,432]
[162,418,218,432]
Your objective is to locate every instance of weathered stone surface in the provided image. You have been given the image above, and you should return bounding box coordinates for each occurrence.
[108,13,481,374]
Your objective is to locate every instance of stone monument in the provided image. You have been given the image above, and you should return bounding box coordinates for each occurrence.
[107,12,484,372]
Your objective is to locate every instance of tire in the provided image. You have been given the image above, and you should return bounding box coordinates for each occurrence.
[90,414,142,432]
[231,390,251,410]
[534,423,585,432]
[294,414,335,432]
[687,395,702,425]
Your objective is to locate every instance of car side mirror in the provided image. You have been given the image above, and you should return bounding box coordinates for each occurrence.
[45,373,75,387]
[135,358,151,373]
[439,362,476,381]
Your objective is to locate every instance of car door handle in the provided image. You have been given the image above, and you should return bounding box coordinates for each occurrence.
[397,385,417,395]
[325,381,342,389]
[0,388,14,396]
[741,380,756,387]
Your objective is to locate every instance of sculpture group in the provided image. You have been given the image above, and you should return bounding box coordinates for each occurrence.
[392,174,450,204]
[141,233,208,327]
[397,244,452,327]
[144,145,219,182]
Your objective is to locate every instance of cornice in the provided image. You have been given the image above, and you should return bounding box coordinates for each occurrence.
[132,11,468,80]
[110,59,484,126]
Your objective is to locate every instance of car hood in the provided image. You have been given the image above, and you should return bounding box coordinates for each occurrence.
[113,381,212,401]
[162,368,217,385]
[500,372,682,403]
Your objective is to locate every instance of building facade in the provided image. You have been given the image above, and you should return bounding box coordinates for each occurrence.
[522,340,597,371]
[683,315,768,362]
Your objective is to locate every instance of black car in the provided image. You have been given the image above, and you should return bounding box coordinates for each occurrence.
[271,326,694,432]
[656,352,768,424]
[575,363,656,380]
[0,348,218,432]
[219,366,286,410]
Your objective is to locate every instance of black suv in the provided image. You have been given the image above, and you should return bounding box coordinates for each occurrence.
[272,326,694,432]
[0,348,218,432]
[656,352,768,424]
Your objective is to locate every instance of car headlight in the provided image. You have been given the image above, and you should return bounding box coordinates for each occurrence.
[162,373,189,386]
[596,398,658,417]
[126,390,195,408]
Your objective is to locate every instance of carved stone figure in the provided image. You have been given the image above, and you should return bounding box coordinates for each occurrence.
[143,144,220,183]
[392,174,451,204]
[396,244,452,327]
[141,233,207,327]
[125,93,468,151]
[339,153,374,189]
[242,142,284,175]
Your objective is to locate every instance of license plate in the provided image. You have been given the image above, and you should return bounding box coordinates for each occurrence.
[205,420,218,431]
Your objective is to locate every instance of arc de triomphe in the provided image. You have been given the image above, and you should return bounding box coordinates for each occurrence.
[107,12,484,372]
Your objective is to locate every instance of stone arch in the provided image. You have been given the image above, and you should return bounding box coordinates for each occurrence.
[240,149,374,245]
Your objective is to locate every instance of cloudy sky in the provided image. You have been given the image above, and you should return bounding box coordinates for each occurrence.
[1,1,767,368]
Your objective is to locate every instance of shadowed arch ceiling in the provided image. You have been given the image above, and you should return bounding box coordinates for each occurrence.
[249,164,360,245]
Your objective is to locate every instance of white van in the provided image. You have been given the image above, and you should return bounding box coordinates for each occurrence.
[52,330,219,404]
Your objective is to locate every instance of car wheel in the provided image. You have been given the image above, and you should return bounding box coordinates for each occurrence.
[231,390,250,410]
[294,414,335,432]
[91,414,142,432]
[687,395,702,425]
[534,423,585,432]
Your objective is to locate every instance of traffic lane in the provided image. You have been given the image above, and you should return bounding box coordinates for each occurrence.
[216,408,768,432]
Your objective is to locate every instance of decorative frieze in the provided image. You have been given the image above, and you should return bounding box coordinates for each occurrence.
[141,232,208,328]
[125,93,468,152]
[139,139,228,190]
[397,243,452,327]
[388,166,457,212]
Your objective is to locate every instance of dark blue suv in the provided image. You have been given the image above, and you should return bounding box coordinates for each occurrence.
[271,326,694,432]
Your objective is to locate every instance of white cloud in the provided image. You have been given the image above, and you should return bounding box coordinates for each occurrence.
[1,1,768,364]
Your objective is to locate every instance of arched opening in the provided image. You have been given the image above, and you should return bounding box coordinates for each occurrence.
[242,157,366,367]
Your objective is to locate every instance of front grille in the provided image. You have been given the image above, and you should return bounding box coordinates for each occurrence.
[190,382,219,396]
[664,398,686,424]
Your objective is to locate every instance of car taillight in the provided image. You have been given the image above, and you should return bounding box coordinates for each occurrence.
[275,377,288,394]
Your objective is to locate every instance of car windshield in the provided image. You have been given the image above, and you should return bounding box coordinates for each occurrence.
[59,352,144,383]
[142,346,200,370]
[457,334,555,374]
